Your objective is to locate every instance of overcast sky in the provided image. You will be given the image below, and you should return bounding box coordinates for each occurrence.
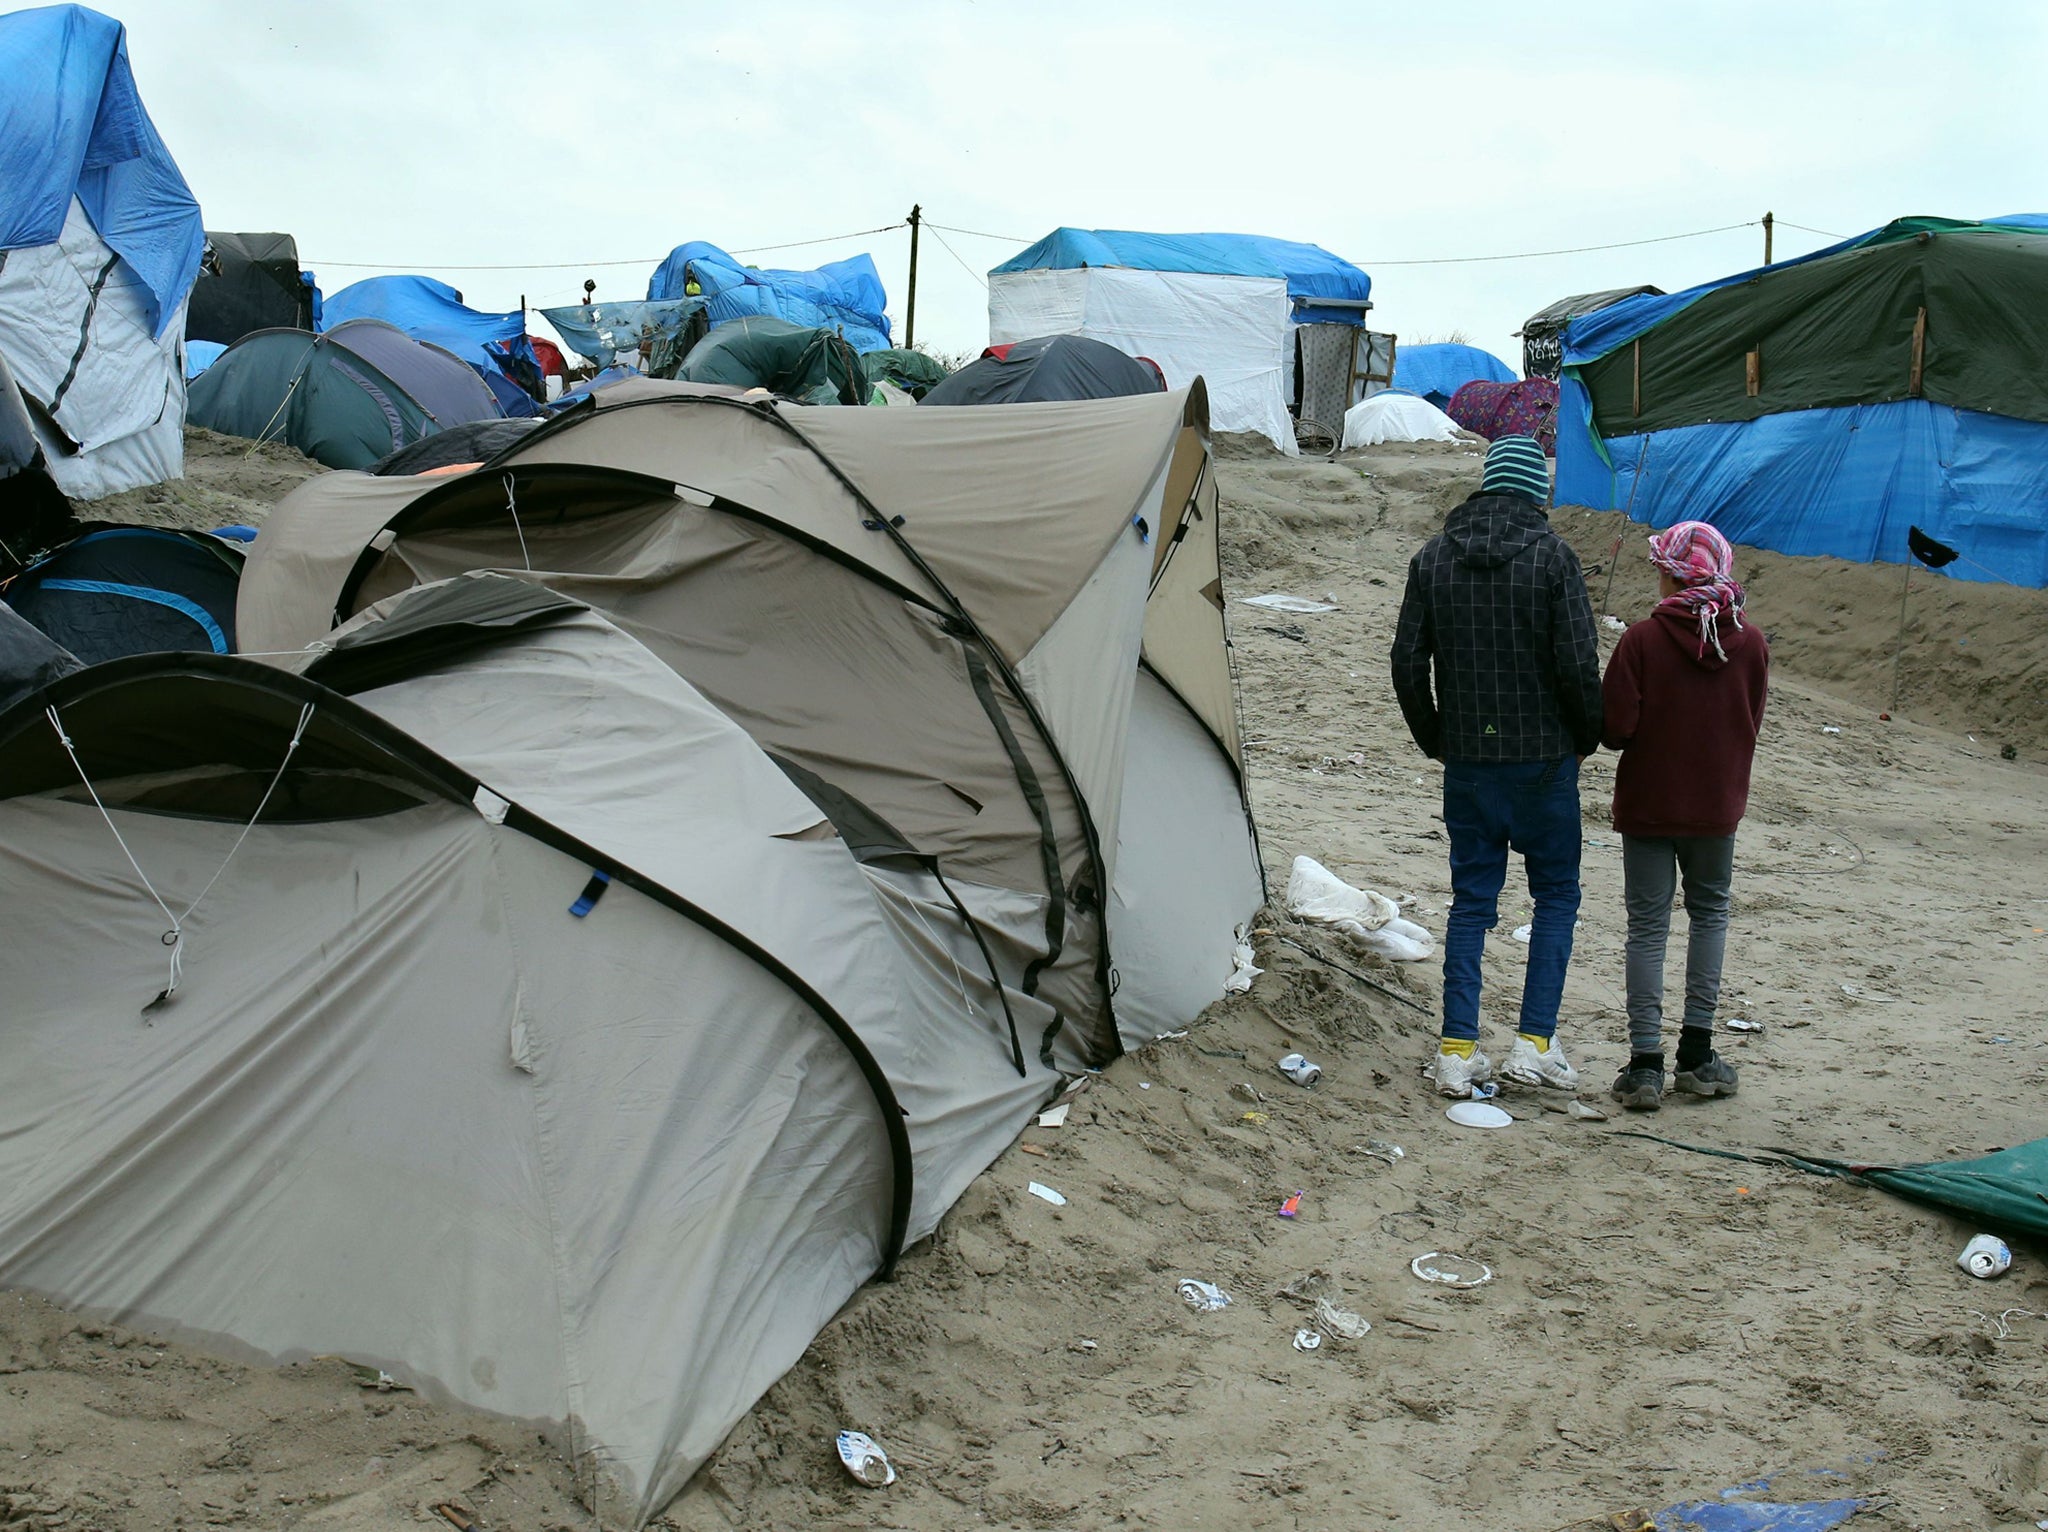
[110,0,2048,367]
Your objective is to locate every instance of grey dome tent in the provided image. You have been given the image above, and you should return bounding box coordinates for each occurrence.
[921,334,1165,406]
[188,320,502,469]
[4,525,242,662]
[4,385,1261,1521]
[668,315,866,404]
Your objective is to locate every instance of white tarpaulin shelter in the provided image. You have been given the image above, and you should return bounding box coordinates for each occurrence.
[1342,390,1468,449]
[0,381,1263,1523]
[988,228,1373,455]
[0,6,203,499]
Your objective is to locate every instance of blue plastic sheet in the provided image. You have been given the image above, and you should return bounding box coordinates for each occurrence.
[1656,1499,1862,1531]
[1554,380,2048,587]
[646,243,890,353]
[320,276,524,369]
[994,228,1372,322]
[540,299,704,367]
[1391,342,1517,405]
[184,339,226,379]
[0,4,204,337]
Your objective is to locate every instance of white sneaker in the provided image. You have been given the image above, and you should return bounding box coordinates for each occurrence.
[1428,1047,1494,1099]
[1501,1035,1580,1090]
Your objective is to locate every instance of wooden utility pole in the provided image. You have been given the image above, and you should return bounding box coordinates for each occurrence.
[905,204,921,349]
[1763,211,1774,265]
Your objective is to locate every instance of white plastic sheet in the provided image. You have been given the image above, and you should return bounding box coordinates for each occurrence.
[1342,391,1465,449]
[1284,855,1435,961]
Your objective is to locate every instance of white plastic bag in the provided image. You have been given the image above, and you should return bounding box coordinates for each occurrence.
[1285,856,1435,961]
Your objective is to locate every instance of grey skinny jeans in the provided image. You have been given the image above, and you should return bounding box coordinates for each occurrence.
[1622,833,1736,1056]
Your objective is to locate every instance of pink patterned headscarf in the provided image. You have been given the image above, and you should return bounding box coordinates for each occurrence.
[1649,520,1746,659]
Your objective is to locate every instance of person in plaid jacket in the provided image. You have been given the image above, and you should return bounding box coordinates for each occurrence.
[1390,435,1603,1098]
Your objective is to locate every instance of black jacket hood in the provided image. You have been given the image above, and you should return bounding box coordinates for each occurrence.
[1443,492,1549,570]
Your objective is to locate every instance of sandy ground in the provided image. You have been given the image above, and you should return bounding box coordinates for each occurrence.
[5,432,2046,1531]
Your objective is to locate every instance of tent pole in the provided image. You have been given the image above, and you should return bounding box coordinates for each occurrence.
[905,204,921,350]
[1888,560,1912,714]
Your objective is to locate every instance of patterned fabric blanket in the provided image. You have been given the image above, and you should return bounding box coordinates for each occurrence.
[1447,378,1562,454]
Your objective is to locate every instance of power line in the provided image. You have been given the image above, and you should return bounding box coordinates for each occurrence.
[925,224,988,290]
[925,220,1032,244]
[304,221,908,273]
[1358,220,1761,267]
[1774,219,1851,240]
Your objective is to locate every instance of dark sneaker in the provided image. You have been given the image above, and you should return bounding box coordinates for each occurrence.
[1610,1064,1665,1112]
[1674,1053,1739,1098]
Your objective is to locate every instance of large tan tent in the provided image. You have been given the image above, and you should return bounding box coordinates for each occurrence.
[0,383,1261,1522]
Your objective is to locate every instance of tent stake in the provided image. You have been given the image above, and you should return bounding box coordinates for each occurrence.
[1888,560,1912,714]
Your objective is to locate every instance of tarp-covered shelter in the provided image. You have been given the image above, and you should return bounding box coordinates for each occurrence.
[6,381,1260,1520]
[540,299,708,370]
[861,347,950,400]
[1448,377,1562,455]
[3,525,241,661]
[1391,342,1517,409]
[1518,285,1660,381]
[922,335,1164,407]
[188,320,502,469]
[0,4,203,500]
[322,275,524,371]
[1556,216,2048,585]
[187,232,317,344]
[989,228,1373,453]
[647,241,891,354]
[1341,390,1465,449]
[668,316,865,405]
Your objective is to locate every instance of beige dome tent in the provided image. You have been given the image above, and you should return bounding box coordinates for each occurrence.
[0,382,1261,1523]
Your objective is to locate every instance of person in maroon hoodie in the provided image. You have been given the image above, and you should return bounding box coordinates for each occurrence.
[1601,520,1769,1111]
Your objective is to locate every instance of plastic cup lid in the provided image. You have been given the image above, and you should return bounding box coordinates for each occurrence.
[1445,1100,1513,1129]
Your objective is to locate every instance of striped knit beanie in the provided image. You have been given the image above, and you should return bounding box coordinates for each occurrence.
[1480,434,1551,504]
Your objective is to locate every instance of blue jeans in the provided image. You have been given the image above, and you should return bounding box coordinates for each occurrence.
[1440,757,1583,1042]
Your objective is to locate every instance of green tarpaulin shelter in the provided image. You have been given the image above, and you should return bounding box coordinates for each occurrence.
[669,316,865,405]
[1577,217,2048,437]
[860,348,950,400]
[1783,1137,2048,1243]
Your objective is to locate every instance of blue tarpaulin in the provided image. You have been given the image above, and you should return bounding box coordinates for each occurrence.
[184,339,225,378]
[320,275,525,370]
[1391,342,1517,406]
[1655,1499,1862,1531]
[1557,217,2048,588]
[0,4,203,337]
[647,242,891,354]
[993,228,1372,323]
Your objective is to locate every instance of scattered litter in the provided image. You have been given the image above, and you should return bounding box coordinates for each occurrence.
[321,1358,414,1393]
[1276,1269,1331,1301]
[2002,743,2019,761]
[1139,1082,1152,1090]
[1568,1100,1608,1121]
[1027,1181,1067,1207]
[1727,1017,1764,1033]
[1603,614,1627,631]
[1822,725,1842,735]
[1240,1110,1269,1124]
[1285,855,1436,961]
[1229,1082,1267,1104]
[1838,983,1896,1004]
[1018,1143,1048,1158]
[1958,1233,2013,1279]
[1256,622,1308,642]
[431,1503,477,1531]
[1278,1191,1303,1219]
[1224,932,1263,994]
[1178,1278,1233,1311]
[1315,1298,1372,1339]
[1361,1139,1405,1165]
[1238,592,1337,614]
[1036,1102,1070,1128]
[1541,1096,1573,1115]
[1446,1100,1513,1129]
[1291,1328,1323,1351]
[1411,1251,1494,1288]
[1511,924,1533,944]
[1277,1051,1322,1087]
[835,1430,896,1488]
[1076,1338,1099,1351]
[1198,1044,1249,1060]
[1968,1307,2037,1339]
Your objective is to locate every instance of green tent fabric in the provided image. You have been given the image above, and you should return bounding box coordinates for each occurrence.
[669,316,865,405]
[1850,1137,2048,1242]
[188,329,439,468]
[1578,219,2048,436]
[861,348,950,399]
